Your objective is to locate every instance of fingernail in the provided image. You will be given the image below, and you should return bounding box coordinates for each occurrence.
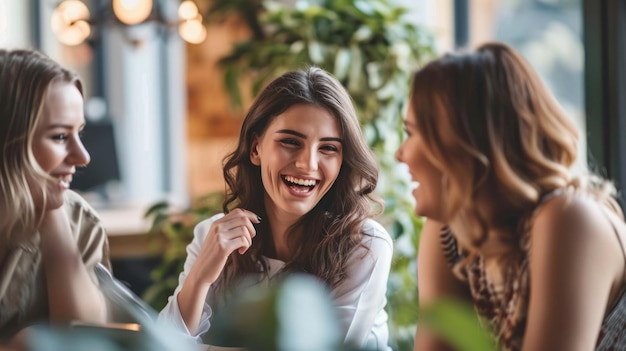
[257,215,262,222]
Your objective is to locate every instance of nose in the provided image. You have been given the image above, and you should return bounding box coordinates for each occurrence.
[294,147,318,171]
[395,144,404,162]
[68,136,91,166]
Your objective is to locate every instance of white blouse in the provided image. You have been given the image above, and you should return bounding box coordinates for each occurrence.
[158,214,393,351]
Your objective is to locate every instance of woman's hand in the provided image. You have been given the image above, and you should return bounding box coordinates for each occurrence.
[176,209,260,335]
[190,208,260,286]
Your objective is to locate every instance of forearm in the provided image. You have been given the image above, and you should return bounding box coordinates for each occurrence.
[39,210,106,323]
[176,267,212,335]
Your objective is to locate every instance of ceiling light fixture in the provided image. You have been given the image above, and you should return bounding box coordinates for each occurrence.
[51,0,207,46]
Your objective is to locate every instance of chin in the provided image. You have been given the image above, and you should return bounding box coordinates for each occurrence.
[414,203,439,221]
[413,205,427,218]
[43,187,66,210]
[44,196,65,211]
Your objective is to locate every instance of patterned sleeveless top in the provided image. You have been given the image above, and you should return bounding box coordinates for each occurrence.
[440,202,626,350]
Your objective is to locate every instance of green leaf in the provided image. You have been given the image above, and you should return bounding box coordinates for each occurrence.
[333,48,351,81]
[224,65,243,108]
[307,40,324,64]
[143,201,169,219]
[353,25,373,42]
[347,45,363,92]
[419,299,496,351]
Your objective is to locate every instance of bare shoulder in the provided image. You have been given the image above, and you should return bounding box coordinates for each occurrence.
[530,191,621,251]
[523,192,626,350]
[527,190,625,308]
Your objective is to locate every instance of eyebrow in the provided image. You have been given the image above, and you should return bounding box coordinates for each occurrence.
[46,123,86,130]
[275,129,343,143]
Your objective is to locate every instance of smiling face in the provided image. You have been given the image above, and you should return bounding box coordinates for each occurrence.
[250,104,343,222]
[31,81,90,210]
[396,103,446,222]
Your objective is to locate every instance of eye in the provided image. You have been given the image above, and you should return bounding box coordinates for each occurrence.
[320,144,339,153]
[51,134,69,142]
[279,138,300,147]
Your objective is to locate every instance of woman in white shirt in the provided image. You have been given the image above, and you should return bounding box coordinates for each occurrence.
[158,67,393,350]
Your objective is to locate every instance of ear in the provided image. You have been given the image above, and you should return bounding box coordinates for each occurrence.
[250,137,261,166]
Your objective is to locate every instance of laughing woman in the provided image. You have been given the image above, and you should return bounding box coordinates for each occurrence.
[0,49,110,343]
[397,43,626,351]
[158,67,393,350]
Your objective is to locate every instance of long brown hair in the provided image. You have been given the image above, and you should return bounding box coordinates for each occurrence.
[0,49,83,246]
[216,67,381,296]
[409,42,619,253]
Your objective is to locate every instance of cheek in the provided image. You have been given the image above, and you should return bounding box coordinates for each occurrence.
[405,142,427,169]
[326,158,342,182]
[261,164,275,186]
[31,142,55,173]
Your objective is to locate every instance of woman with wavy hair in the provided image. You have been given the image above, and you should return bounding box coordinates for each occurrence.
[397,42,626,350]
[159,67,393,350]
[0,49,110,342]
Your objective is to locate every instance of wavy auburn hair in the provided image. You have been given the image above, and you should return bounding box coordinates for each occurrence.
[409,42,620,253]
[0,49,83,246]
[216,67,381,296]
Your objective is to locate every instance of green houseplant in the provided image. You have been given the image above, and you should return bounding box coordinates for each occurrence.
[144,1,495,350]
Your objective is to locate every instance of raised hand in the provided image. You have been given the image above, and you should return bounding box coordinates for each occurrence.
[177,208,260,334]
[192,208,260,285]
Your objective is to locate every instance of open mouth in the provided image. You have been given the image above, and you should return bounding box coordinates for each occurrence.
[52,174,73,189]
[282,175,318,193]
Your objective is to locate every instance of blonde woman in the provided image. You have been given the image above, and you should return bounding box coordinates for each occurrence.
[0,49,110,343]
[397,42,626,350]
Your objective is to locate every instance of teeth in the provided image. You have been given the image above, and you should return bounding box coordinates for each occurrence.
[56,175,72,187]
[410,181,419,190]
[284,176,316,187]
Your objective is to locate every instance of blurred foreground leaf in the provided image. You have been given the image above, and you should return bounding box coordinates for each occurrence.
[418,298,496,351]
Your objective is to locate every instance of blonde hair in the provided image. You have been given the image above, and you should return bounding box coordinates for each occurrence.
[0,49,83,246]
[409,42,621,253]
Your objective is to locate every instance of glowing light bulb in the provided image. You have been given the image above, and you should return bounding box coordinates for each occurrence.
[178,18,206,44]
[51,0,91,46]
[178,1,199,21]
[112,0,153,25]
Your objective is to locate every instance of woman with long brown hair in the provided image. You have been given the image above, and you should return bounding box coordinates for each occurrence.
[159,67,393,350]
[397,42,626,350]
